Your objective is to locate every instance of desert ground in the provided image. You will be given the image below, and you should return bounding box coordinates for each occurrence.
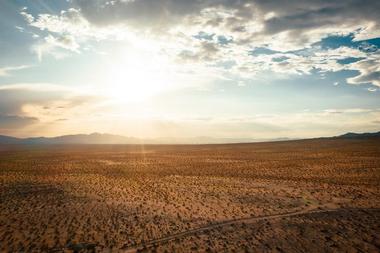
[0,138,379,252]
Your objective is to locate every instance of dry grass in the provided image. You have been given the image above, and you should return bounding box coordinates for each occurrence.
[0,138,379,252]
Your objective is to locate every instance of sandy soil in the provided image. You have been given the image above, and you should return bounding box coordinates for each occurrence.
[0,138,379,252]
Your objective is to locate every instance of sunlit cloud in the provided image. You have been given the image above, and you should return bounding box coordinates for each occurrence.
[18,1,380,88]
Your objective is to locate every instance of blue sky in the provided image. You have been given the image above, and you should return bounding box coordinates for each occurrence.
[0,0,379,140]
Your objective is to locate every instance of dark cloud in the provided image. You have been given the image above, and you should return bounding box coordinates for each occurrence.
[29,1,380,52]
[0,85,101,115]
[72,0,263,31]
[261,1,380,35]
[0,114,38,129]
[73,0,380,35]
[0,86,65,115]
[15,0,380,89]
[178,41,220,62]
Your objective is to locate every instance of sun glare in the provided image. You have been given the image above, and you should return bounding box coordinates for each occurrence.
[103,46,172,103]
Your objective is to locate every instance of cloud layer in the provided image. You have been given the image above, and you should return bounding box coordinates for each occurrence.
[18,0,380,87]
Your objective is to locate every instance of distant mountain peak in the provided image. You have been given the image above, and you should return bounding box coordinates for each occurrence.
[337,131,380,138]
[0,130,379,145]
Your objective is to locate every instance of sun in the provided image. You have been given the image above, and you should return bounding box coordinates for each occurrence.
[108,66,158,102]
[102,45,172,103]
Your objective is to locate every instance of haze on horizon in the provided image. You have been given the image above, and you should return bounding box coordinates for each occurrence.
[0,0,379,140]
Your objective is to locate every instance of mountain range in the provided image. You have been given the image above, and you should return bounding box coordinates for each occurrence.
[0,131,379,145]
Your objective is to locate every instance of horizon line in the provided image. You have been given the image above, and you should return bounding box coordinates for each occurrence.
[0,130,379,145]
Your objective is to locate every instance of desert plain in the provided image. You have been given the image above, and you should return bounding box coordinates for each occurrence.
[0,137,379,252]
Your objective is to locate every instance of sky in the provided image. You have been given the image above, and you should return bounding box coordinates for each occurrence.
[0,0,379,140]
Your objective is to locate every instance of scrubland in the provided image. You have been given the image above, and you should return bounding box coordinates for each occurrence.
[0,138,379,252]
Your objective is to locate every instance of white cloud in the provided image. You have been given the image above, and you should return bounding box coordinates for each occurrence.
[31,35,80,61]
[0,82,103,128]
[0,83,76,92]
[28,8,89,35]
[45,34,80,52]
[347,57,380,87]
[71,0,380,49]
[20,10,34,23]
[0,65,31,77]
[22,1,380,51]
[368,87,377,92]
[18,1,380,87]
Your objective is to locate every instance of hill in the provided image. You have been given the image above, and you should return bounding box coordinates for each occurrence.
[336,131,380,139]
[0,131,379,145]
[0,133,139,145]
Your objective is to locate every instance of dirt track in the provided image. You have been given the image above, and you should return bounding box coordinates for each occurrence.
[122,204,323,252]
